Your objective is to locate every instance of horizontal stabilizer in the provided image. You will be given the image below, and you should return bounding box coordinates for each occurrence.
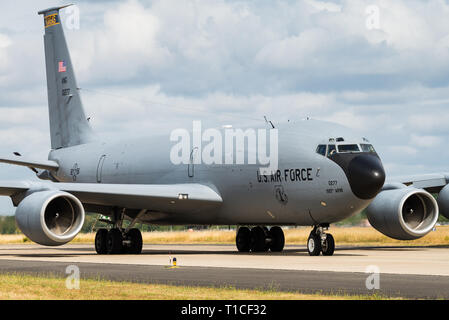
[0,155,59,171]
[38,4,74,16]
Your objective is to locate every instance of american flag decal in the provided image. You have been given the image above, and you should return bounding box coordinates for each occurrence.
[58,61,67,73]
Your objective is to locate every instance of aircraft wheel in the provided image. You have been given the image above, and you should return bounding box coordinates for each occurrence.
[321,234,335,256]
[236,227,251,252]
[269,226,285,252]
[107,228,123,254]
[250,226,268,252]
[95,229,108,254]
[126,228,143,254]
[307,232,322,256]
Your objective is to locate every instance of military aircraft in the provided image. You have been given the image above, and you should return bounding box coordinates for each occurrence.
[0,6,446,256]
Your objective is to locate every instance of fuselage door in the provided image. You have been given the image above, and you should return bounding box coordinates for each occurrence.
[188,147,198,178]
[97,154,106,183]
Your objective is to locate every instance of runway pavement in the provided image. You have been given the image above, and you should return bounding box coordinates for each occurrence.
[0,244,448,299]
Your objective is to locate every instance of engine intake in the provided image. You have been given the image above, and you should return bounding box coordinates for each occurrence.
[15,191,85,246]
[366,188,438,240]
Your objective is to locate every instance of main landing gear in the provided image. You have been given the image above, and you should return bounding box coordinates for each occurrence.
[236,225,335,256]
[236,226,285,253]
[307,224,335,256]
[94,209,144,255]
[95,228,143,254]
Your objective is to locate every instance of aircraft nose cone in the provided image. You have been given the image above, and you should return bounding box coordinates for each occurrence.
[347,155,386,200]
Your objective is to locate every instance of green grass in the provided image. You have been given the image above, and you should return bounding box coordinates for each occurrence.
[0,273,399,300]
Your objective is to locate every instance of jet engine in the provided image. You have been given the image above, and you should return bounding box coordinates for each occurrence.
[437,184,449,220]
[15,190,85,246]
[366,188,438,240]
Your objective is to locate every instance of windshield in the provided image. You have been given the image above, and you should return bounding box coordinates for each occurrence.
[338,144,360,153]
[360,144,376,153]
[327,145,336,157]
[316,145,327,156]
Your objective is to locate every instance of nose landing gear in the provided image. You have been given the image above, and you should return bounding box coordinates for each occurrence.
[307,225,335,256]
[236,226,285,253]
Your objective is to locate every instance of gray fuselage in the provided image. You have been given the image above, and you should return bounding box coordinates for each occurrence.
[47,120,380,226]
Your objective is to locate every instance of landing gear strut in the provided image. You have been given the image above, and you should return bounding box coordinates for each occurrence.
[307,225,335,256]
[236,226,285,253]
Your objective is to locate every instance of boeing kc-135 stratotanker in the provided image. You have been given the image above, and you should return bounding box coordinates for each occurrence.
[0,5,448,256]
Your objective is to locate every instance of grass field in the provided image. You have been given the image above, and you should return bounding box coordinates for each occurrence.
[0,225,448,246]
[0,273,396,300]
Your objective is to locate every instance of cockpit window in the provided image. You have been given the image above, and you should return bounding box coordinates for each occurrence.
[316,144,327,156]
[361,144,376,153]
[327,145,336,157]
[338,144,360,153]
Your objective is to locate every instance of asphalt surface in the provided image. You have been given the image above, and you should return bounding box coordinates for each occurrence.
[0,244,448,299]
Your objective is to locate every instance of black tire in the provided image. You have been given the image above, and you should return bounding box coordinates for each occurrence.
[236,227,251,252]
[250,226,268,252]
[307,232,321,256]
[269,226,285,252]
[126,228,143,254]
[321,234,335,256]
[106,229,123,254]
[95,229,108,254]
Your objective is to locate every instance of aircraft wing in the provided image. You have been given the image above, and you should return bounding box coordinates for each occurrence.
[0,181,223,213]
[0,155,59,171]
[0,181,32,197]
[385,173,449,193]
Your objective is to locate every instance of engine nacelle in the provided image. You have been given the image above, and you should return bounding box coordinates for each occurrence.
[437,184,449,220]
[366,188,438,240]
[15,190,85,246]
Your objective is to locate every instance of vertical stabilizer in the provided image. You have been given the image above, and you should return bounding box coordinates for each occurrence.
[38,5,92,149]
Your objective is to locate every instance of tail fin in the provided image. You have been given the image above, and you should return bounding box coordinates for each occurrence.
[38,5,93,149]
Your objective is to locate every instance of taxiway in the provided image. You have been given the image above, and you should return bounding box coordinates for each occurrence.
[0,244,448,299]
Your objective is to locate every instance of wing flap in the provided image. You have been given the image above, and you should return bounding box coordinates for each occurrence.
[0,181,222,213]
[387,173,449,192]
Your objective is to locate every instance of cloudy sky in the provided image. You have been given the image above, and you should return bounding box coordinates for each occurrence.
[1,0,449,214]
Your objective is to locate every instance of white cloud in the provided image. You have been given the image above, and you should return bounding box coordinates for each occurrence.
[408,113,449,133]
[0,33,11,71]
[305,0,342,13]
[410,134,442,148]
[387,145,418,156]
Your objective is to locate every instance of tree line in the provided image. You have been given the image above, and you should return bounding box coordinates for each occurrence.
[0,212,447,235]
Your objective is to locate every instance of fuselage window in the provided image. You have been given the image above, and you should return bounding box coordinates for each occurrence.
[361,144,376,153]
[338,144,360,153]
[327,144,336,157]
[316,144,327,156]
